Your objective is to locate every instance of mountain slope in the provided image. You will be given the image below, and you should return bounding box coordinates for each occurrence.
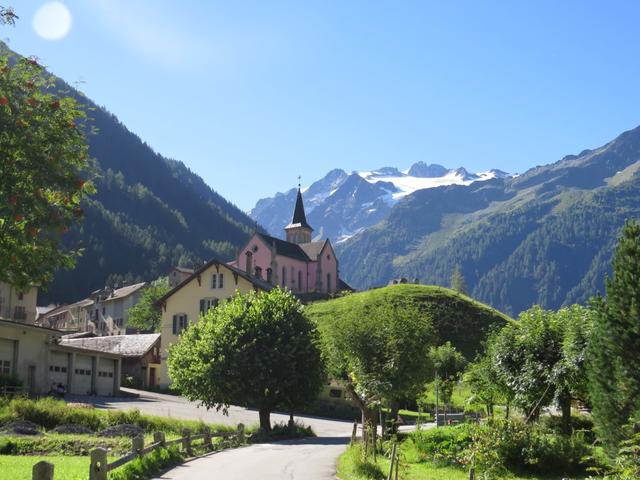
[250,163,508,242]
[36,72,255,303]
[337,126,640,315]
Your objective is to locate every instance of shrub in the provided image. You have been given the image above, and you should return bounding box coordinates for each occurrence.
[409,423,474,465]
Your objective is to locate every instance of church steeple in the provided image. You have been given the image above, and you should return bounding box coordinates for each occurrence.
[285,187,313,244]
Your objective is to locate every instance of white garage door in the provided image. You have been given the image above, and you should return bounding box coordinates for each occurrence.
[48,352,69,390]
[96,358,115,396]
[71,354,93,395]
[0,338,14,376]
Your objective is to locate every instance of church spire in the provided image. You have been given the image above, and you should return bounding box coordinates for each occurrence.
[291,188,312,230]
[285,186,313,244]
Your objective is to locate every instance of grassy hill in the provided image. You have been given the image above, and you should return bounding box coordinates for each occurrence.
[306,284,511,360]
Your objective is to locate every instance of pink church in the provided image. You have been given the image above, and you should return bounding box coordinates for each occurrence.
[235,189,344,294]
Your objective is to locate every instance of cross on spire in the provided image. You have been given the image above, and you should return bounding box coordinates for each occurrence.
[297,175,301,189]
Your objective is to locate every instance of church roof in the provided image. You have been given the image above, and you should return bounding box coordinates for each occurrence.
[257,233,311,262]
[299,240,327,259]
[285,189,313,231]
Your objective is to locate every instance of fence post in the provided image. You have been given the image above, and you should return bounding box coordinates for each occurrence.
[350,421,358,445]
[89,448,108,480]
[132,435,144,457]
[204,427,212,450]
[32,461,54,480]
[182,428,192,455]
[153,431,166,447]
[469,467,475,480]
[236,423,245,444]
[386,442,397,480]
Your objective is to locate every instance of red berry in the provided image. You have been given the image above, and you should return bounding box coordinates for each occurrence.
[0,96,7,105]
[79,180,85,188]
[26,98,37,106]
[8,196,16,205]
[50,100,60,110]
[15,214,23,222]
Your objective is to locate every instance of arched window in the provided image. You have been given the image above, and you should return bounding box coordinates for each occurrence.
[282,267,286,287]
[291,266,295,287]
[326,273,332,292]
[266,268,273,283]
[298,271,303,291]
[245,251,253,275]
[254,266,262,278]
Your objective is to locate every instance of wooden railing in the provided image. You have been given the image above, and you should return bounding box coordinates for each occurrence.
[30,424,246,480]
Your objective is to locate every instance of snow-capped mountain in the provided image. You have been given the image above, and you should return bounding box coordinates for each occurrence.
[250,162,512,243]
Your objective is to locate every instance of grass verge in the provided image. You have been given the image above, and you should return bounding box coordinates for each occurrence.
[0,455,114,480]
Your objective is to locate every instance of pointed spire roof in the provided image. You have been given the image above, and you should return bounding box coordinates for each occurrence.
[286,188,313,231]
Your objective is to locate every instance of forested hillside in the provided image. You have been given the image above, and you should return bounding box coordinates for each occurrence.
[337,125,640,315]
[38,68,255,303]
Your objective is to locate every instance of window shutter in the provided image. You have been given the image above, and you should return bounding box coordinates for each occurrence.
[172,315,177,335]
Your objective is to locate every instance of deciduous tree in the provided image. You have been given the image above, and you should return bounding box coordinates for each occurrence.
[1,20,92,290]
[127,277,170,332]
[167,288,324,433]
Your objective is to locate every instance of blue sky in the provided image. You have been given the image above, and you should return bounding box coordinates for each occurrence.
[5,1,640,210]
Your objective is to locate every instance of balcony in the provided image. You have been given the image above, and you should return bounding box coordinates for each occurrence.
[0,306,37,323]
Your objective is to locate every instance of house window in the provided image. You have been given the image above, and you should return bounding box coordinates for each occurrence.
[1,360,11,375]
[17,292,23,301]
[211,273,217,289]
[172,314,189,335]
[199,298,219,315]
[329,388,342,398]
[219,273,224,289]
[14,306,26,320]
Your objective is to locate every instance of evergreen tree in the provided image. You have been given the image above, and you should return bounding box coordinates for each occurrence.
[588,220,640,452]
[451,265,468,295]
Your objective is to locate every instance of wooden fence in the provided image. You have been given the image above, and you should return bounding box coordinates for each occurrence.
[31,423,246,480]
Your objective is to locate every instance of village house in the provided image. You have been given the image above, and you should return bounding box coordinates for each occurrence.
[0,281,38,324]
[39,282,146,336]
[234,188,344,296]
[155,260,272,388]
[59,333,161,389]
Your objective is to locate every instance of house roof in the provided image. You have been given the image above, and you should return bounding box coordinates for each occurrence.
[285,188,313,231]
[256,233,311,262]
[59,333,160,357]
[173,266,194,274]
[155,257,273,307]
[0,318,64,335]
[338,278,355,292]
[100,282,146,302]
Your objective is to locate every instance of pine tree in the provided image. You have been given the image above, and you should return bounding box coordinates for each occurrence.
[451,265,468,295]
[588,220,640,452]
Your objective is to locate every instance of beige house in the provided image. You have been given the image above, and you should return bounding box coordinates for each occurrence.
[156,259,272,388]
[0,282,38,324]
[0,319,122,396]
[38,298,93,332]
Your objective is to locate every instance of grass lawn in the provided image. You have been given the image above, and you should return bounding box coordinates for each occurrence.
[0,455,101,480]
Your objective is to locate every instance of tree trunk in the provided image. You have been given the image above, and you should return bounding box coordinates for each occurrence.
[559,390,572,435]
[388,400,400,435]
[505,402,510,419]
[259,407,271,433]
[361,403,378,458]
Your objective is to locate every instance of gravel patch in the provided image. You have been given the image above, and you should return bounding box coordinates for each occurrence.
[0,420,42,436]
[97,424,143,438]
[50,423,95,435]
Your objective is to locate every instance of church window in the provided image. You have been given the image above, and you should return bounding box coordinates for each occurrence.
[254,266,262,278]
[327,273,332,292]
[266,268,273,283]
[245,251,253,275]
[282,267,286,287]
[298,271,303,291]
[291,267,295,286]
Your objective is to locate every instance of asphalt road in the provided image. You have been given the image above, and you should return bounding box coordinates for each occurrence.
[71,388,355,479]
[72,388,427,480]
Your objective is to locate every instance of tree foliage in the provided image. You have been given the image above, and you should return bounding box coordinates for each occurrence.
[450,265,468,295]
[0,46,92,290]
[319,301,434,440]
[167,288,324,432]
[126,277,170,332]
[588,220,640,452]
[427,341,466,409]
